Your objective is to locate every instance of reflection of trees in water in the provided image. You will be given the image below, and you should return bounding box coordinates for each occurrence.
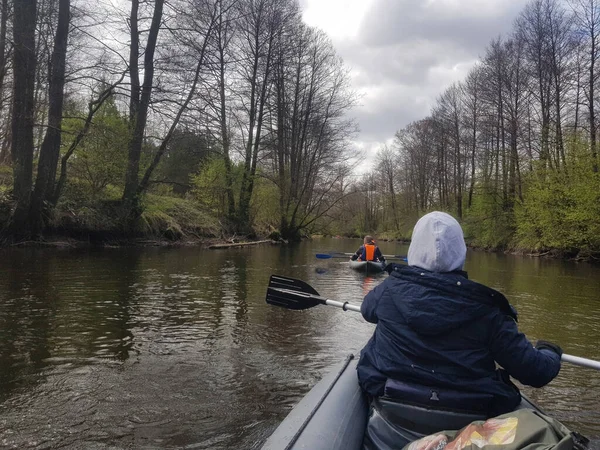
[49,249,138,362]
[0,249,141,402]
[0,249,54,401]
[94,250,139,361]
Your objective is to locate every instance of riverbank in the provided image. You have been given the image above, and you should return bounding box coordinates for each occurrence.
[1,190,597,261]
[313,233,600,263]
[2,235,283,249]
[0,192,283,249]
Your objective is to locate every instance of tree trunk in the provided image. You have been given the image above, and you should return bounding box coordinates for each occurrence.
[128,0,140,122]
[29,0,70,236]
[0,0,8,106]
[216,0,235,219]
[237,1,275,229]
[10,0,37,235]
[0,0,8,164]
[590,30,597,172]
[122,0,164,215]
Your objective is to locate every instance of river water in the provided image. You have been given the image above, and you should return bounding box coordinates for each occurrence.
[0,239,598,449]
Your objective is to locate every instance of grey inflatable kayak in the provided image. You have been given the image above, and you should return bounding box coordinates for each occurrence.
[349,260,386,273]
[261,355,566,450]
[261,355,367,450]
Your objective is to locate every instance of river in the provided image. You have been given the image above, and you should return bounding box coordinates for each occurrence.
[0,239,598,449]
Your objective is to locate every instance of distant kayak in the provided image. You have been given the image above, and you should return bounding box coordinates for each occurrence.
[348,260,386,273]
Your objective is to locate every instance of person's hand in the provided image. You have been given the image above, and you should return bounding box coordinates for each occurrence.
[535,340,563,357]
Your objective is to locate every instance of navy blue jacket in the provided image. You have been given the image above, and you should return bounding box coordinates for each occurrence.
[357,264,561,416]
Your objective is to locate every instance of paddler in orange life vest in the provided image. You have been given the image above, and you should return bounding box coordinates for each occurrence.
[351,236,386,263]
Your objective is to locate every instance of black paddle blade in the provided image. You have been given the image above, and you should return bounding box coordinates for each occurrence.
[266,275,323,310]
[268,275,320,295]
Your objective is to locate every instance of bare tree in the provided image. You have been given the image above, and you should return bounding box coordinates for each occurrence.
[205,0,237,220]
[376,145,399,230]
[29,0,70,235]
[0,0,11,163]
[461,66,484,209]
[137,0,220,195]
[122,0,165,211]
[270,21,357,240]
[235,0,279,229]
[569,0,600,171]
[435,84,465,219]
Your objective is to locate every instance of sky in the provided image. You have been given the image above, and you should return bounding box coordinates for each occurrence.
[299,0,531,168]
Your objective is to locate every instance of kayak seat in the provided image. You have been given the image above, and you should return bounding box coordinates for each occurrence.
[383,378,493,415]
[375,397,487,435]
[363,378,491,449]
[363,398,488,450]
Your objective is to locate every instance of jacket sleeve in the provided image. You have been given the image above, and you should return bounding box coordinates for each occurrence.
[375,247,385,262]
[361,282,388,324]
[351,246,363,261]
[489,313,561,388]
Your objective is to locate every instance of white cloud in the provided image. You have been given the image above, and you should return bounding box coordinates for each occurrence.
[300,0,530,166]
[301,0,375,39]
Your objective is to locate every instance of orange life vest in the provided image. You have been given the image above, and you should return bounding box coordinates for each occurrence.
[364,243,376,261]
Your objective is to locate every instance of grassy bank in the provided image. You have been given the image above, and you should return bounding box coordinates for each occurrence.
[0,187,229,247]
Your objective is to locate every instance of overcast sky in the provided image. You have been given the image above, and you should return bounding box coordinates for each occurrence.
[299,0,531,167]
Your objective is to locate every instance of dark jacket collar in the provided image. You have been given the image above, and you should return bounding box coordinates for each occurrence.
[385,263,517,322]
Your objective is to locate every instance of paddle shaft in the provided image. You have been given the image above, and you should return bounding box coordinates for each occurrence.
[266,275,600,371]
[561,353,600,370]
[336,252,404,258]
[320,298,600,371]
[316,252,407,261]
[268,287,362,312]
[324,299,361,312]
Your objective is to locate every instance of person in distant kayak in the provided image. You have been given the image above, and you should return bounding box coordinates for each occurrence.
[351,236,386,263]
[357,212,562,418]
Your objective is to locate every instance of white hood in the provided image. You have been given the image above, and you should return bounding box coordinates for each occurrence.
[407,211,466,273]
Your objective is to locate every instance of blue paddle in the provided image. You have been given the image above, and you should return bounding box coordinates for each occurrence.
[316,252,407,261]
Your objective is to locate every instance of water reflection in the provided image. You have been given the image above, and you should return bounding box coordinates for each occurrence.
[0,240,598,449]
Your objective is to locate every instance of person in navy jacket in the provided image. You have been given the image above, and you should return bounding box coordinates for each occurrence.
[357,211,562,417]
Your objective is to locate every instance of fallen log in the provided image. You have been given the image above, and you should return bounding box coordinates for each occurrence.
[208,239,277,249]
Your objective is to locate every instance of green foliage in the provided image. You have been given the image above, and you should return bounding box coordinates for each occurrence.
[463,186,515,249]
[514,145,600,253]
[249,174,280,233]
[61,98,129,199]
[139,194,219,239]
[155,130,213,195]
[54,182,219,239]
[0,169,12,226]
[192,158,280,233]
[376,229,412,241]
[0,164,12,187]
[191,157,242,217]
